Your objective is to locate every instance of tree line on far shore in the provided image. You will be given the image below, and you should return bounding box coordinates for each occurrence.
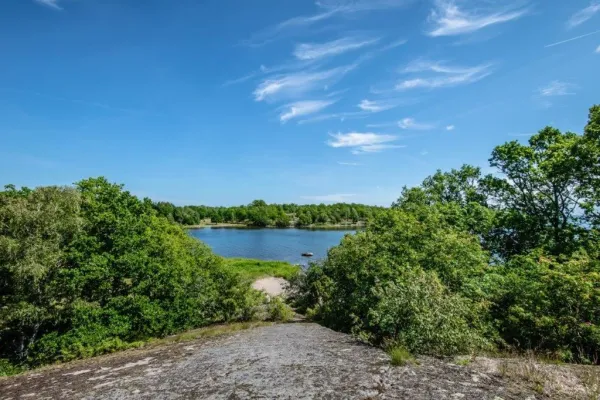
[152,200,384,228]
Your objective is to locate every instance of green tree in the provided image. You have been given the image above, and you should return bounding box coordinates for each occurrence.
[274,211,291,228]
[483,127,584,256]
[0,186,82,360]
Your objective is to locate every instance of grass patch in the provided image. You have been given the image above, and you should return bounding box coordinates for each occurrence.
[388,345,415,366]
[223,258,301,281]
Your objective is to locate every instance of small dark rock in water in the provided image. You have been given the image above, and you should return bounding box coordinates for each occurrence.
[0,324,535,399]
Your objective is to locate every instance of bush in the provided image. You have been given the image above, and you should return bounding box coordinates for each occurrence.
[267,297,295,322]
[0,359,24,377]
[294,209,490,356]
[388,345,414,366]
[369,269,488,356]
[0,178,259,369]
[484,250,600,363]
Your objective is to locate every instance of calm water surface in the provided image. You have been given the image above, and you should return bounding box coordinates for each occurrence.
[189,228,355,265]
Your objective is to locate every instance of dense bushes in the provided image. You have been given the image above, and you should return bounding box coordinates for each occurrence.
[292,211,490,356]
[0,178,259,372]
[294,105,600,363]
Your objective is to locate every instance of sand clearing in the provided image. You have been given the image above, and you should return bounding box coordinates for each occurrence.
[252,277,287,296]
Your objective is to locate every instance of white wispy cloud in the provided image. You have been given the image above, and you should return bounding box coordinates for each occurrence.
[352,144,405,154]
[294,37,380,61]
[279,100,337,123]
[397,60,493,90]
[567,1,600,28]
[597,45,600,53]
[427,0,528,37]
[357,99,397,112]
[544,30,600,48]
[245,0,412,46]
[338,161,361,166]
[222,71,260,87]
[301,193,356,203]
[297,111,368,124]
[254,65,355,102]
[398,118,435,130]
[446,125,455,131]
[420,150,429,156]
[34,0,62,9]
[244,10,339,47]
[327,132,403,154]
[538,81,576,97]
[379,39,409,51]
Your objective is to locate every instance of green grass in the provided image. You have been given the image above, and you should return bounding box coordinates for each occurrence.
[223,258,301,281]
[388,345,415,366]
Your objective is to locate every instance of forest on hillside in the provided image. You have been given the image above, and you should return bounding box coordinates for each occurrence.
[152,200,384,227]
[293,105,600,364]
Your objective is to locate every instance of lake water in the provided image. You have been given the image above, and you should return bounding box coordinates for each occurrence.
[188,228,355,265]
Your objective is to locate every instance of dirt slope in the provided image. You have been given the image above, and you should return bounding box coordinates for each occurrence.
[0,323,535,399]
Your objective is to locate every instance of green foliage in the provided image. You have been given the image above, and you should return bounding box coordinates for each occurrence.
[0,358,24,377]
[483,250,600,363]
[152,199,383,228]
[222,258,301,281]
[292,209,489,356]
[0,178,258,369]
[266,297,295,322]
[388,345,414,366]
[369,269,489,356]
[295,105,600,363]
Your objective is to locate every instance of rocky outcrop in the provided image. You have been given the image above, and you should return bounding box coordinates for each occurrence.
[0,323,535,399]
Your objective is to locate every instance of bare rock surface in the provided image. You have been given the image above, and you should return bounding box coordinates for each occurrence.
[0,323,536,399]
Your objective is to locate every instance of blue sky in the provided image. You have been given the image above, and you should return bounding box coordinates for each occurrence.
[1,0,599,206]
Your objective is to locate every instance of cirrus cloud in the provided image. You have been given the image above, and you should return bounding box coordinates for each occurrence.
[567,1,600,29]
[327,132,404,154]
[397,60,493,91]
[427,0,528,37]
[357,99,398,112]
[254,65,355,102]
[399,118,434,130]
[34,0,62,9]
[294,37,380,61]
[538,81,576,97]
[280,100,337,123]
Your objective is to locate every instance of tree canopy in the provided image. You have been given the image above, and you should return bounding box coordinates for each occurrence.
[0,178,259,371]
[294,105,600,364]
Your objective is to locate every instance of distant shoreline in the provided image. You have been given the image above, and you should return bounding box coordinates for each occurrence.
[184,223,362,231]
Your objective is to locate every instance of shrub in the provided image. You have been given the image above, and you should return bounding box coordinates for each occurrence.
[0,359,23,377]
[267,297,295,322]
[295,209,490,356]
[484,250,600,363]
[0,178,259,368]
[369,269,488,356]
[388,345,414,366]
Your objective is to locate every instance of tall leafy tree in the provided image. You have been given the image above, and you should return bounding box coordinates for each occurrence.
[483,127,584,256]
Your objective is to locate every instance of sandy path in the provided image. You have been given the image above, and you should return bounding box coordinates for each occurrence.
[251,277,287,296]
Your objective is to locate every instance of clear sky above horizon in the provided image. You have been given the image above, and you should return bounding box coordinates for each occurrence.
[1,0,599,206]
